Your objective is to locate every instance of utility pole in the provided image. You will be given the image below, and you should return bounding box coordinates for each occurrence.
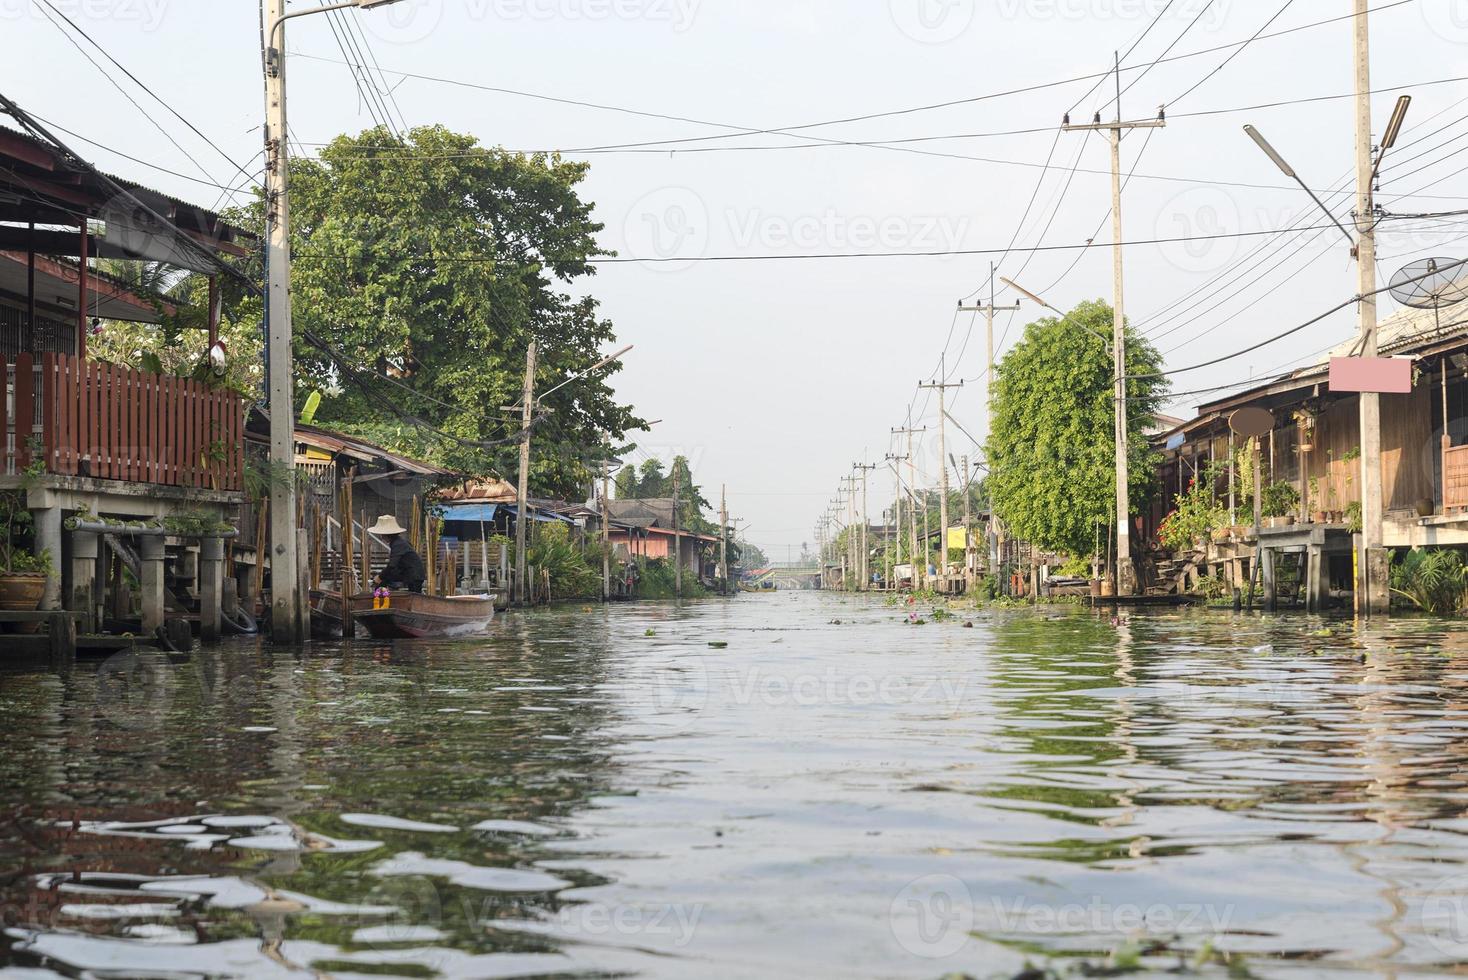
[918,365,962,592]
[959,262,1020,593]
[513,341,538,607]
[262,0,301,643]
[886,453,909,589]
[891,423,926,590]
[1062,55,1166,597]
[1354,0,1388,615]
[855,462,877,591]
[719,484,729,594]
[962,453,974,594]
[601,455,612,603]
[672,463,682,598]
[839,476,859,591]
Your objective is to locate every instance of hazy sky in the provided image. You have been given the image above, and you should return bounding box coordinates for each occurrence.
[8,0,1468,557]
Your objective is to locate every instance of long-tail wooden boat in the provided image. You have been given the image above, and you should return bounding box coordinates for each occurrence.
[348,592,497,639]
[309,590,352,640]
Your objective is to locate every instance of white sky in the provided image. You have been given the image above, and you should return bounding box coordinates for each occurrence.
[8,0,1468,558]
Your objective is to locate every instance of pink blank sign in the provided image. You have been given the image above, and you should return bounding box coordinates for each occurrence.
[1329,357,1412,394]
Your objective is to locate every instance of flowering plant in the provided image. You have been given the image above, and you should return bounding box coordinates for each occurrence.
[1158,478,1227,552]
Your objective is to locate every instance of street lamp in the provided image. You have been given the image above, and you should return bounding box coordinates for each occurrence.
[261,0,407,643]
[1001,276,1111,349]
[1243,125,1357,250]
[1001,275,1129,593]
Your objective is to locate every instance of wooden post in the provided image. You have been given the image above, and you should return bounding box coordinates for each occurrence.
[341,469,355,634]
[360,507,371,592]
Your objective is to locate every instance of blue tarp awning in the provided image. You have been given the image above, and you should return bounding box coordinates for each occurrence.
[442,503,499,522]
[441,502,573,525]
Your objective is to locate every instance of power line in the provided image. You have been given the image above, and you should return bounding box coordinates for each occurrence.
[1169,0,1297,107]
[289,0,1415,159]
[34,0,258,190]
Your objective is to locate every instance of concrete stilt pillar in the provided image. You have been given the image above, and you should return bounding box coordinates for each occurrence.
[199,537,224,642]
[69,531,100,635]
[1262,547,1277,612]
[1307,545,1328,614]
[140,537,167,635]
[34,507,62,610]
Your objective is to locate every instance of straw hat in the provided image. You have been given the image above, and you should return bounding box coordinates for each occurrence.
[369,515,407,536]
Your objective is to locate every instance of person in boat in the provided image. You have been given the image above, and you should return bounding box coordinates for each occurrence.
[370,515,426,594]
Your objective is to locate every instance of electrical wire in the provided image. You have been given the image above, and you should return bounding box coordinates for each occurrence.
[1168,0,1296,108]
[34,0,259,190]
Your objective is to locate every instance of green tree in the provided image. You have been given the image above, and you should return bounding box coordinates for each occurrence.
[985,300,1169,558]
[637,459,666,498]
[613,465,638,500]
[243,124,643,497]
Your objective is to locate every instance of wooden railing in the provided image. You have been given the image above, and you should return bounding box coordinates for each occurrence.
[1445,442,1468,512]
[2,352,243,491]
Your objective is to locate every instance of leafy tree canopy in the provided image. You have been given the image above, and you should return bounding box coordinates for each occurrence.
[984,300,1169,558]
[242,125,643,498]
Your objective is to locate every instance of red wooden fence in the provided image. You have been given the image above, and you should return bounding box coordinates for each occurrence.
[2,352,242,491]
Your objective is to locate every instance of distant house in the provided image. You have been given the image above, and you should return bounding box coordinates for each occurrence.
[604,498,720,581]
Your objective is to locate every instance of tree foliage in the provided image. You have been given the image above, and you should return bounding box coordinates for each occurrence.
[239,125,643,498]
[984,300,1169,558]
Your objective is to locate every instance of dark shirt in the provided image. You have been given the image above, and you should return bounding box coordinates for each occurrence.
[380,537,426,592]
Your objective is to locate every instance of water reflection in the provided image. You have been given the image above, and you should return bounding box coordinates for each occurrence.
[2,597,1468,976]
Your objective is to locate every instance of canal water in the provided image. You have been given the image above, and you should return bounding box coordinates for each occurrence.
[3,593,1468,977]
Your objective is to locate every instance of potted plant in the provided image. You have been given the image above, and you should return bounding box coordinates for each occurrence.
[1261,482,1299,529]
[1159,479,1226,554]
[0,491,51,633]
[1295,409,1317,453]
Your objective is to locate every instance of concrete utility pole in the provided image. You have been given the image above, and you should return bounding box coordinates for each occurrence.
[962,453,974,593]
[891,423,926,590]
[959,262,1021,592]
[1353,0,1389,615]
[513,341,538,607]
[601,456,612,603]
[261,0,404,642]
[1062,55,1165,597]
[854,463,878,590]
[719,484,729,594]
[262,0,300,643]
[886,453,910,588]
[839,476,859,590]
[918,365,962,590]
[672,463,682,598]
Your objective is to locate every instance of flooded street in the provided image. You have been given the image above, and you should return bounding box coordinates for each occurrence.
[4,593,1468,977]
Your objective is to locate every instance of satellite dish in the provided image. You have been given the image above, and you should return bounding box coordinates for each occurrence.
[1389,257,1468,310]
[1229,407,1274,438]
[1389,257,1468,343]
